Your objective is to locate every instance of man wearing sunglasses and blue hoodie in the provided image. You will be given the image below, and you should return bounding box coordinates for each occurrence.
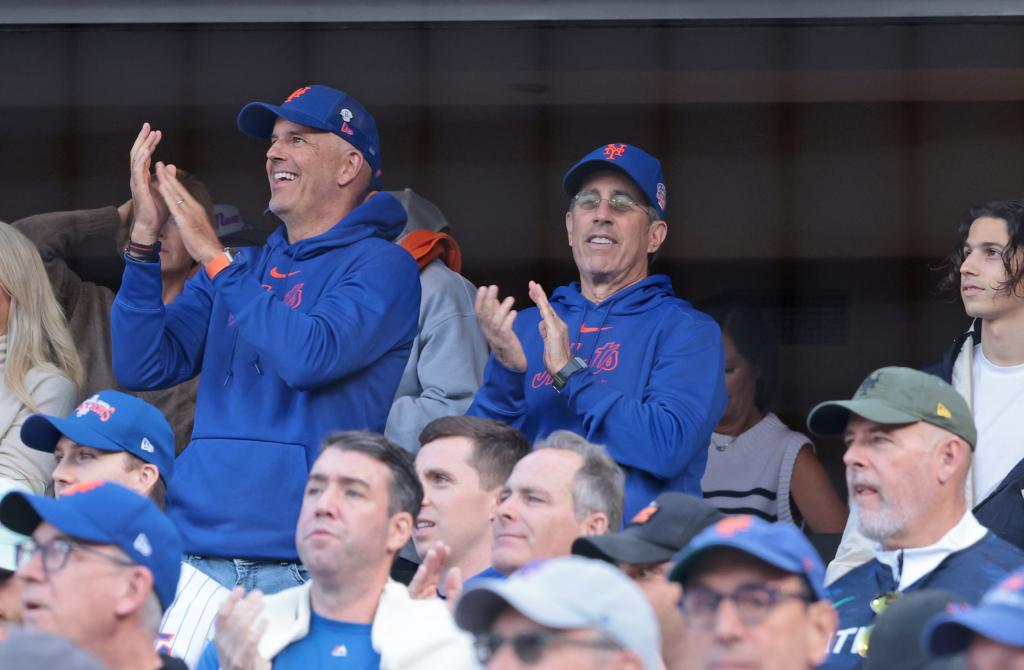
[469,143,727,520]
[111,85,421,595]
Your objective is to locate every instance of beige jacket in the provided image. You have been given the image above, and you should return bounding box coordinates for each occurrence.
[0,335,76,493]
[257,579,479,670]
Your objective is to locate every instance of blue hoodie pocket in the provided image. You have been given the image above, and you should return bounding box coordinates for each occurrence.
[167,437,310,560]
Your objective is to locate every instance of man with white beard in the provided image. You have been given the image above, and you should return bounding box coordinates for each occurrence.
[806,367,1024,670]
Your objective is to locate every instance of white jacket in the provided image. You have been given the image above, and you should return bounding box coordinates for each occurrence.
[256,579,479,670]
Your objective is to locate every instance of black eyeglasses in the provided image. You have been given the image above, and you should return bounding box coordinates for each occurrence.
[473,630,622,665]
[680,584,813,627]
[16,538,135,574]
[573,191,651,216]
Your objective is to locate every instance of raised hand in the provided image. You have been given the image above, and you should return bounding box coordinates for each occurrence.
[408,542,463,611]
[213,588,271,670]
[475,285,527,372]
[128,123,167,244]
[154,161,223,265]
[529,281,571,375]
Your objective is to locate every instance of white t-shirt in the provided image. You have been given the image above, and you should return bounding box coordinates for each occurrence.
[157,562,231,668]
[972,347,1024,502]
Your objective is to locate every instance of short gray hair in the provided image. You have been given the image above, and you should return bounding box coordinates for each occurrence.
[140,591,163,635]
[534,430,624,531]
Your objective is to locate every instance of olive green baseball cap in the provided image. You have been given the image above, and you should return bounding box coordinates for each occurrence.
[807,367,976,448]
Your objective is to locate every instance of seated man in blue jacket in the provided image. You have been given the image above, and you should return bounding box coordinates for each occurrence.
[469,143,727,520]
[111,85,421,594]
[807,367,1024,670]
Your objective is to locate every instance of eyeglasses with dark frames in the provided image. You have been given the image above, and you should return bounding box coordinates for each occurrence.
[680,583,814,627]
[473,630,622,665]
[16,538,136,575]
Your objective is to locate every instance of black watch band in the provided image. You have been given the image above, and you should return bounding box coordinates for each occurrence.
[552,356,588,392]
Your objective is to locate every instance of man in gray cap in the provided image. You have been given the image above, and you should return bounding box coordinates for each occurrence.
[572,492,723,670]
[807,367,1024,670]
[455,555,661,669]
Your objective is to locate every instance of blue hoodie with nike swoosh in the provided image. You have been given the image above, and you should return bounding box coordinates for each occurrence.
[468,275,727,522]
[111,192,420,560]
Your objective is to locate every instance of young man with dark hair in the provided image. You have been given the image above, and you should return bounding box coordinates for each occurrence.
[937,198,1024,548]
[828,200,1024,582]
[197,431,475,669]
[20,390,231,668]
[410,416,531,598]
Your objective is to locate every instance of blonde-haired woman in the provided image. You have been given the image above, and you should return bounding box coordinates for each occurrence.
[0,222,82,493]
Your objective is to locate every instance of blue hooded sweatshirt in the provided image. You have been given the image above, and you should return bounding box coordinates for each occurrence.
[111,193,421,560]
[468,275,727,521]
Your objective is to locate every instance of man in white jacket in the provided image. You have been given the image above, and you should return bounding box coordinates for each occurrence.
[196,431,476,670]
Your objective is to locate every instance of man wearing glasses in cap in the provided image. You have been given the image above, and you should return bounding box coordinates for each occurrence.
[572,491,724,669]
[469,143,726,521]
[455,555,661,669]
[110,85,421,595]
[669,515,838,670]
[807,367,1024,670]
[0,480,186,669]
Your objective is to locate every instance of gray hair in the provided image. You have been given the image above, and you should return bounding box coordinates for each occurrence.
[534,430,624,531]
[140,591,164,636]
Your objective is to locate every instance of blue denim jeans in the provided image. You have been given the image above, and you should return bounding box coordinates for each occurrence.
[184,555,310,595]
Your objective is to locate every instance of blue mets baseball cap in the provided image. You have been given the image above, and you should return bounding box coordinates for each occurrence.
[562,143,667,219]
[21,390,175,484]
[924,567,1024,655]
[237,84,383,187]
[0,480,183,610]
[669,515,827,600]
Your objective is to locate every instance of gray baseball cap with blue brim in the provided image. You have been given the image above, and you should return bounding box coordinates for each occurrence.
[455,555,661,670]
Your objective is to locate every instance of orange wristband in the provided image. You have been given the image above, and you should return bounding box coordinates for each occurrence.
[205,251,233,279]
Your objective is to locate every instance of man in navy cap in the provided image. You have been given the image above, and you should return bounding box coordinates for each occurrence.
[0,480,185,669]
[110,85,421,595]
[669,515,838,670]
[21,389,229,668]
[925,566,1024,669]
[468,143,727,521]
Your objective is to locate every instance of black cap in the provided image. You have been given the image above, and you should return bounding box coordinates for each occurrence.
[572,492,724,565]
[863,590,967,670]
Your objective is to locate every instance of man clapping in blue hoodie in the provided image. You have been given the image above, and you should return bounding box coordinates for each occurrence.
[469,143,727,521]
[111,85,421,594]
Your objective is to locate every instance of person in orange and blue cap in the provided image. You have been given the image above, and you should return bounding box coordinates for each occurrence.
[469,142,727,523]
[669,515,837,670]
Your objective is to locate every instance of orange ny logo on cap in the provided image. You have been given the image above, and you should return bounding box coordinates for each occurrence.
[285,86,311,103]
[714,515,753,537]
[631,504,658,525]
[63,480,106,497]
[603,144,626,160]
